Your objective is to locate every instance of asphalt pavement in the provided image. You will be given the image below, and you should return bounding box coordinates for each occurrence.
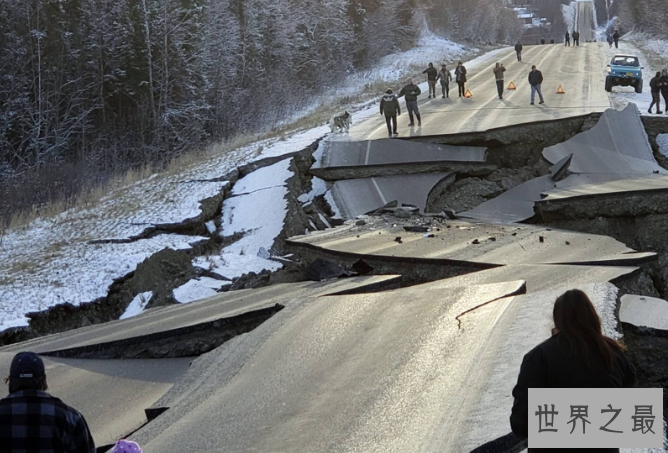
[333,43,611,140]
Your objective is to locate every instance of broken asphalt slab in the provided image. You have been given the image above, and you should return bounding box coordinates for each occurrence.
[458,175,555,223]
[620,294,668,331]
[286,220,656,268]
[535,174,668,221]
[327,172,454,219]
[0,276,401,358]
[129,281,621,453]
[0,353,190,446]
[310,138,494,181]
[542,104,666,175]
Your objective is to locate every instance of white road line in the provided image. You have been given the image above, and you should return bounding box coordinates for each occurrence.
[364,140,372,165]
[371,177,388,205]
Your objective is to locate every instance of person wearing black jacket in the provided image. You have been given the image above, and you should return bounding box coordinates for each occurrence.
[659,69,668,114]
[565,31,570,47]
[515,41,523,61]
[379,88,401,137]
[528,65,544,105]
[613,30,620,48]
[423,63,438,99]
[398,78,422,127]
[649,72,663,114]
[573,30,580,46]
[455,62,467,97]
[509,289,636,453]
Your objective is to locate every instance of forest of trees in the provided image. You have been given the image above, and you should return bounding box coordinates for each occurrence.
[618,0,668,37]
[0,0,521,221]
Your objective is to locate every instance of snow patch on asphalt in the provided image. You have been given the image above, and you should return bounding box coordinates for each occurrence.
[173,277,228,304]
[120,292,154,320]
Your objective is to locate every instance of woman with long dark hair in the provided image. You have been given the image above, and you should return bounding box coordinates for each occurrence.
[509,289,636,452]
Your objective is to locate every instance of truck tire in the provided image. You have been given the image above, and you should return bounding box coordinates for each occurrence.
[605,78,613,92]
[635,81,643,94]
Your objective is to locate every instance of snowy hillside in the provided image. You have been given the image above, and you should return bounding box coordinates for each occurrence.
[0,34,487,332]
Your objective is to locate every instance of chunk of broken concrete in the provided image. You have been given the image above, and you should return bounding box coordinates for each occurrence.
[620,294,668,331]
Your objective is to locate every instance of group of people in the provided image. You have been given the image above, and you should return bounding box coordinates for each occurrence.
[607,30,621,48]
[1,289,637,452]
[380,61,468,136]
[0,352,143,452]
[379,58,546,137]
[565,30,581,46]
[649,69,668,114]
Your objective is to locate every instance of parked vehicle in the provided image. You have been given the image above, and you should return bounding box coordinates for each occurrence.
[606,54,643,93]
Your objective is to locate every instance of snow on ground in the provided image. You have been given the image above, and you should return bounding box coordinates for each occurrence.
[347,31,473,89]
[0,30,493,329]
[0,234,203,330]
[120,291,153,320]
[604,32,668,114]
[172,277,228,304]
[192,159,293,281]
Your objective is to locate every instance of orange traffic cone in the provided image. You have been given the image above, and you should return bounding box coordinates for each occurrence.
[508,81,517,90]
[464,89,473,98]
[557,85,565,94]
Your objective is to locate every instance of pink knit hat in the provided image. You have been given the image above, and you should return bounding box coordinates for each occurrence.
[112,440,143,453]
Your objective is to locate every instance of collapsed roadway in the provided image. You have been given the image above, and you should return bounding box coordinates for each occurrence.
[2,40,668,453]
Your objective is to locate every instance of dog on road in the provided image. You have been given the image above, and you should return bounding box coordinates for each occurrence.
[329,111,352,133]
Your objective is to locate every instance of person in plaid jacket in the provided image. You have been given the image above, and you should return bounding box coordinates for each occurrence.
[0,352,95,453]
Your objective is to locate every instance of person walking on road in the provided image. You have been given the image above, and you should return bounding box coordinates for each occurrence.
[0,352,96,453]
[659,69,668,114]
[613,30,620,48]
[565,31,570,46]
[528,65,545,105]
[437,64,452,98]
[380,88,401,137]
[606,34,614,48]
[493,63,506,100]
[423,63,438,99]
[455,61,467,97]
[573,30,580,46]
[398,78,422,127]
[649,72,663,114]
[509,289,636,451]
[515,41,523,61]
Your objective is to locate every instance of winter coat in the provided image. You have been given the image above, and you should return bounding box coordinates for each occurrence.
[380,93,401,117]
[565,32,570,40]
[515,43,523,52]
[573,31,580,40]
[659,75,668,93]
[509,333,636,452]
[607,35,614,44]
[398,83,421,102]
[650,76,661,93]
[613,31,620,41]
[528,69,543,86]
[423,67,438,81]
[493,66,506,80]
[437,69,452,85]
[455,66,467,83]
